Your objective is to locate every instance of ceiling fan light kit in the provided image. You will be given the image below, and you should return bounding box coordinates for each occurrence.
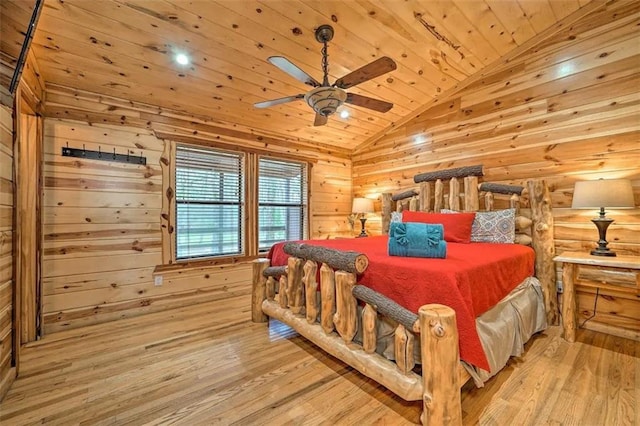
[254,24,396,126]
[304,86,347,117]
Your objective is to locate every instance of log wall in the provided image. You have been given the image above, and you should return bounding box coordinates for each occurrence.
[40,85,352,333]
[352,2,640,337]
[0,105,14,400]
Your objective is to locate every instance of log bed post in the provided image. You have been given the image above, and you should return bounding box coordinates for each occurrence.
[320,263,336,334]
[287,257,305,315]
[419,304,462,425]
[527,179,558,325]
[251,259,270,323]
[334,271,358,343]
[303,260,319,324]
[382,193,394,234]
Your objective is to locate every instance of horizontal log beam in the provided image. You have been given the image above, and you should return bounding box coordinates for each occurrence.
[263,266,286,278]
[478,182,524,195]
[352,285,419,332]
[413,165,483,183]
[283,243,369,274]
[391,189,419,202]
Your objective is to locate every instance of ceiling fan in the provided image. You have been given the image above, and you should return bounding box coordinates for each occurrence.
[254,24,397,126]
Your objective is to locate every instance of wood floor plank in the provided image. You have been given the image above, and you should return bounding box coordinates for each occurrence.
[0,294,638,425]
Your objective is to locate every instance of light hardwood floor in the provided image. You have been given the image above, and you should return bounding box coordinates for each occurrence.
[0,294,637,425]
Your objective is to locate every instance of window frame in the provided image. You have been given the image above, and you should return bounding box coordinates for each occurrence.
[257,155,309,253]
[159,140,311,269]
[174,143,246,260]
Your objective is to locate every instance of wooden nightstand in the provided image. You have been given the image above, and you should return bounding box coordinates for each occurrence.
[554,251,640,342]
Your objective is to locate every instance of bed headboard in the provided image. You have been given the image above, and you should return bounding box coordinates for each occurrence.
[379,165,559,324]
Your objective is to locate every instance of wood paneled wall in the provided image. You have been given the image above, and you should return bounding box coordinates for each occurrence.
[0,105,14,400]
[40,85,351,333]
[352,1,639,337]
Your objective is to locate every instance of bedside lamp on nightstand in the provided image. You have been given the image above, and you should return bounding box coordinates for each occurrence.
[352,198,374,237]
[571,178,635,257]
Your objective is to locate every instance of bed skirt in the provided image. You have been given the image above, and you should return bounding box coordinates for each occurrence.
[354,277,547,387]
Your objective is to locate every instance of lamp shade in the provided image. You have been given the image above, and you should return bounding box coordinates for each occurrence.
[571,179,635,209]
[352,197,374,213]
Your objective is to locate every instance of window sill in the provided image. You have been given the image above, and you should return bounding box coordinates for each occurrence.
[153,254,267,276]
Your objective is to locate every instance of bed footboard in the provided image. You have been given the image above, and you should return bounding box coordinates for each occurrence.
[251,243,465,425]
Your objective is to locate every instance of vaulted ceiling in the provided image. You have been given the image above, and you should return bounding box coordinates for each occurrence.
[8,0,593,149]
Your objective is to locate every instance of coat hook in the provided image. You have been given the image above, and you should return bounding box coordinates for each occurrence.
[113,148,116,159]
[82,144,86,156]
[98,146,102,158]
[139,151,143,164]
[127,150,130,162]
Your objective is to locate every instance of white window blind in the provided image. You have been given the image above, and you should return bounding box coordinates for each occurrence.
[258,157,308,252]
[175,145,244,259]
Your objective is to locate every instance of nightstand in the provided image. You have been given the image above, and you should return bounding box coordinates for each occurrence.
[554,251,640,342]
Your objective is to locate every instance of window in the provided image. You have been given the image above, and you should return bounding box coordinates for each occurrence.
[169,143,309,263]
[258,157,308,252]
[175,145,244,259]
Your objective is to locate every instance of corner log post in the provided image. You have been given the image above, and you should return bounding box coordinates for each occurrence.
[419,304,462,426]
[382,193,394,234]
[251,259,270,323]
[527,179,558,325]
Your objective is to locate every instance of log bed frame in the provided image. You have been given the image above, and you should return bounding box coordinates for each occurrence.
[251,165,558,424]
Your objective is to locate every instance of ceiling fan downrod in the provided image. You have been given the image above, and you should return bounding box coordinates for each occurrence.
[315,24,334,87]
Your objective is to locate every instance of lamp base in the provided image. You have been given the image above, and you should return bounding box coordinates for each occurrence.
[357,217,368,238]
[590,215,616,257]
[590,247,616,257]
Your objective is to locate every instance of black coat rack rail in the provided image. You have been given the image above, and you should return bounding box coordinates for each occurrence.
[61,143,146,165]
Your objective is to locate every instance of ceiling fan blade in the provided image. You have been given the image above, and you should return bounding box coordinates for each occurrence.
[313,113,328,126]
[254,94,304,108]
[334,57,397,89]
[345,93,393,113]
[268,56,321,87]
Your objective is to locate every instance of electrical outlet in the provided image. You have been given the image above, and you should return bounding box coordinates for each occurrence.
[154,275,163,286]
[556,281,563,294]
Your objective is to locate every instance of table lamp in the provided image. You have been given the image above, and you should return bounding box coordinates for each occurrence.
[571,178,635,256]
[352,198,374,237]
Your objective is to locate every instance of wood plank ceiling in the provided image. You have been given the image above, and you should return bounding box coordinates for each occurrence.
[24,0,591,149]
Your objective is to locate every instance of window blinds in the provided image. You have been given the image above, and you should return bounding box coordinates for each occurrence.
[175,145,244,259]
[258,157,308,251]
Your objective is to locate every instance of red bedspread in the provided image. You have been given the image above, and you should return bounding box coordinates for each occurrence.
[268,236,535,371]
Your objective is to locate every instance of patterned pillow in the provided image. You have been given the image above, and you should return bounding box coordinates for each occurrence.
[441,208,516,243]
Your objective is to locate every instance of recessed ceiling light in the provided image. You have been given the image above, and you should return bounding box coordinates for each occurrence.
[175,53,189,65]
[413,134,427,144]
[339,109,349,119]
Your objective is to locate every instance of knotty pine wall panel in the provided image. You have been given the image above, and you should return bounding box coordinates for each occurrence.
[40,87,352,333]
[0,105,14,400]
[352,2,640,335]
[42,120,165,333]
